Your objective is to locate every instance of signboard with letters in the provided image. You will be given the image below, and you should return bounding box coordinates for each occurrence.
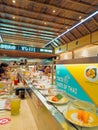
[56,64,98,106]
[0,43,53,54]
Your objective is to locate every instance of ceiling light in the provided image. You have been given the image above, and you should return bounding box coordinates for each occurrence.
[45,11,98,47]
[79,16,82,19]
[65,26,68,29]
[13,16,15,19]
[12,0,16,3]
[53,10,56,13]
[44,22,47,25]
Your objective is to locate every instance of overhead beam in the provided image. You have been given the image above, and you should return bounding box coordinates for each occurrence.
[61,37,68,43]
[69,0,98,8]
[0,12,67,29]
[58,38,65,44]
[0,18,66,33]
[65,33,74,41]
[0,27,56,38]
[29,0,87,15]
[1,33,49,41]
[81,24,91,33]
[56,39,64,45]
[92,18,98,26]
[2,34,48,43]
[0,4,78,23]
[0,24,57,36]
[2,35,47,47]
[0,31,53,41]
[75,28,84,36]
[63,35,72,42]
[69,31,77,39]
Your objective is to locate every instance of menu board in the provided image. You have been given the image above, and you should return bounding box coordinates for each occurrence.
[56,64,98,106]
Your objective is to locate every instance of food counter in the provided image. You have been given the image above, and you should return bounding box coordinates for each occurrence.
[19,72,98,130]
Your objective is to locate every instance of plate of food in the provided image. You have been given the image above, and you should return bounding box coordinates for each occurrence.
[40,89,59,96]
[35,84,51,90]
[0,94,9,99]
[84,66,98,82]
[47,93,69,104]
[63,109,98,127]
[0,90,7,95]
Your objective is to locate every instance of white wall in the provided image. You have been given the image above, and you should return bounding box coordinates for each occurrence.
[74,45,98,59]
[60,52,72,60]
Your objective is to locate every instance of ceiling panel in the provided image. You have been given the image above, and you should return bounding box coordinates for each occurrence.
[0,0,97,49]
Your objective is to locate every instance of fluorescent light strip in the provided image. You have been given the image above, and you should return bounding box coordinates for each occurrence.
[45,11,98,47]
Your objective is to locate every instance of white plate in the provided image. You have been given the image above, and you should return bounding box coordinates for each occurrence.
[84,66,98,82]
[35,85,51,90]
[47,95,69,104]
[0,91,7,95]
[63,109,98,127]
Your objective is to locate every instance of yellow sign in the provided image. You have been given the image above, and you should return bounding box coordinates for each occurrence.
[65,64,98,106]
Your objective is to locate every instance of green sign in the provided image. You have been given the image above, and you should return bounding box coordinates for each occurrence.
[0,43,53,54]
[0,43,18,50]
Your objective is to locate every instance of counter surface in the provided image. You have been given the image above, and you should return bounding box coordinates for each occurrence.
[0,99,38,130]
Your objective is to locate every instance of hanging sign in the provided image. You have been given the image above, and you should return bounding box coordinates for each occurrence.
[0,43,18,50]
[0,43,53,54]
[19,45,36,52]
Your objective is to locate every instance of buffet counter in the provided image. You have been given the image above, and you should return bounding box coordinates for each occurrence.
[18,71,98,130]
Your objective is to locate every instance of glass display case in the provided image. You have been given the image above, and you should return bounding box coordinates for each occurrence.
[18,63,98,130]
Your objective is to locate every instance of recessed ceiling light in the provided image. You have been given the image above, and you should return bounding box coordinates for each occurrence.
[79,16,82,19]
[12,0,16,3]
[13,16,15,19]
[53,10,56,13]
[44,22,47,25]
[65,26,68,29]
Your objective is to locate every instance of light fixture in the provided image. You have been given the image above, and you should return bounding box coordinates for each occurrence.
[53,10,56,13]
[45,11,98,47]
[65,26,68,29]
[79,16,82,19]
[44,22,47,25]
[13,16,15,19]
[12,0,16,3]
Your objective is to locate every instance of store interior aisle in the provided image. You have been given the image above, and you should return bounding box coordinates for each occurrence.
[0,99,38,130]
